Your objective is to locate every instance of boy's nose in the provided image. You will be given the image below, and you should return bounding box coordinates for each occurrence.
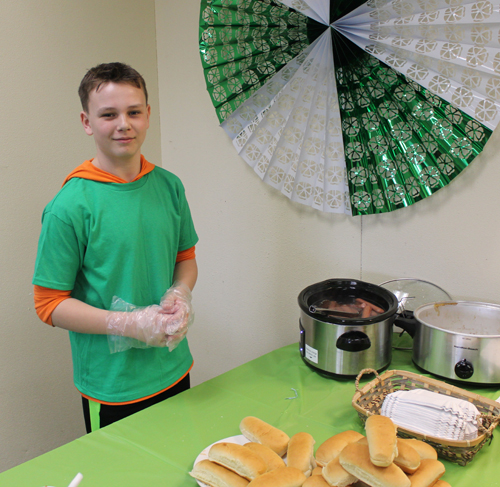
[117,115,131,131]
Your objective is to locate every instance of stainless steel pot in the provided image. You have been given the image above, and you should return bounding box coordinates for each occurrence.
[397,301,500,384]
[298,279,398,377]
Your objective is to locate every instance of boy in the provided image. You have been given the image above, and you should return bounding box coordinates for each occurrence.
[33,62,198,433]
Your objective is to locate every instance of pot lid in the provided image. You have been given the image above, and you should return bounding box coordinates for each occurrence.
[378,278,452,314]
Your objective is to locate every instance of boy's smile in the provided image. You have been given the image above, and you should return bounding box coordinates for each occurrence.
[80,82,150,178]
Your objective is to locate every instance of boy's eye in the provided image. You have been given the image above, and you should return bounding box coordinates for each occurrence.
[101,113,115,118]
[129,110,141,116]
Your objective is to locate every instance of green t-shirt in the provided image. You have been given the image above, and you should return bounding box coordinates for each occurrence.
[33,166,198,403]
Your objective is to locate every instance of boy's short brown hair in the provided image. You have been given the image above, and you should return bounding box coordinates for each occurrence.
[78,62,148,112]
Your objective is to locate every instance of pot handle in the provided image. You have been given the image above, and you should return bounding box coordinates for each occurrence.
[355,368,381,393]
[393,312,418,338]
[337,331,371,352]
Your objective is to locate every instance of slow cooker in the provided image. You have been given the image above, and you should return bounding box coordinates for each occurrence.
[396,301,500,385]
[298,279,398,377]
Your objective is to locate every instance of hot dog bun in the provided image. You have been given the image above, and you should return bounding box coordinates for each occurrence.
[398,439,438,461]
[339,443,410,487]
[393,439,420,474]
[322,456,358,487]
[240,417,290,457]
[247,466,307,487]
[315,430,365,467]
[244,442,286,471]
[433,481,451,487]
[209,442,267,480]
[407,459,445,487]
[302,475,330,487]
[356,437,421,476]
[190,459,250,487]
[365,415,398,467]
[287,432,316,477]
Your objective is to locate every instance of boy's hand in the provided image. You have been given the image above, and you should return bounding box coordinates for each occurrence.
[130,305,177,346]
[166,327,189,352]
[107,304,177,348]
[105,283,195,353]
[160,282,194,349]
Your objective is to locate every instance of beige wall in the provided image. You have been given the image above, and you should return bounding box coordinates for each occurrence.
[2,0,500,475]
[0,0,160,472]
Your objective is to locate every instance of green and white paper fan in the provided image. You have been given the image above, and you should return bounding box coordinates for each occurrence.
[199,0,498,215]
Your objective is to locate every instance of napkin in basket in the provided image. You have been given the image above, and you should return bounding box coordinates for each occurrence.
[381,389,479,441]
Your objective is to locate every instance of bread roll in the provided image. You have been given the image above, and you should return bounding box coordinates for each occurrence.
[240,417,290,456]
[302,475,331,487]
[209,442,267,480]
[398,439,438,461]
[394,439,420,474]
[190,459,250,487]
[433,481,451,487]
[315,430,365,467]
[365,415,398,467]
[311,466,323,476]
[357,436,418,473]
[244,442,286,471]
[339,442,410,487]
[287,432,316,477]
[407,459,445,487]
[247,466,307,487]
[322,457,358,487]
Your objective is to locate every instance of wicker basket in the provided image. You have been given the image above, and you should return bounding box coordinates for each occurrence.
[352,368,500,466]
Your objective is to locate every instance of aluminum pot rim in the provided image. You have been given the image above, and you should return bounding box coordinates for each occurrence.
[298,278,398,325]
[414,300,500,338]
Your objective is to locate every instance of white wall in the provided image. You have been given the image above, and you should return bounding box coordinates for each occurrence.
[0,0,161,472]
[155,0,500,388]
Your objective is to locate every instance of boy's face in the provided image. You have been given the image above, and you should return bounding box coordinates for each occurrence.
[80,82,150,165]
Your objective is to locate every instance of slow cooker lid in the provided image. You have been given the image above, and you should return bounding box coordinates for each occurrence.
[379,278,452,314]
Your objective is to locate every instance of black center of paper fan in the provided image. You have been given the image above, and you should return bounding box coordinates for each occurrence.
[330,0,368,24]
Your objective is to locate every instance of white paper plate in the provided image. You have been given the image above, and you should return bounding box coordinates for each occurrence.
[193,435,249,487]
[193,435,290,486]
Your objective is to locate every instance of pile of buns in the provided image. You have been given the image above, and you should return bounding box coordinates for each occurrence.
[190,415,451,487]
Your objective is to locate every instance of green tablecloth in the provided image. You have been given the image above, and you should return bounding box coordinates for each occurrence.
[2,342,500,487]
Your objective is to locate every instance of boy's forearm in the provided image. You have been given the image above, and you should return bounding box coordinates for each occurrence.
[172,258,198,291]
[51,298,109,334]
[52,297,184,347]
[51,258,198,336]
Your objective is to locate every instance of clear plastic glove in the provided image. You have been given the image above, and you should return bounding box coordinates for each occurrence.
[160,281,194,351]
[166,327,189,352]
[106,297,174,353]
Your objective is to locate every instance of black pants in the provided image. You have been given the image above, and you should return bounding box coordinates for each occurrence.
[82,374,190,433]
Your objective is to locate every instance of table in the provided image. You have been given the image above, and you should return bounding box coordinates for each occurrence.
[2,341,500,487]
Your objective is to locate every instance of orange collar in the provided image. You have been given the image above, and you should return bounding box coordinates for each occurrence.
[62,155,155,186]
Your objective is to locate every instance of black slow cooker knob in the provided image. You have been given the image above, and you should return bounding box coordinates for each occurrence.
[455,359,474,379]
[336,331,371,352]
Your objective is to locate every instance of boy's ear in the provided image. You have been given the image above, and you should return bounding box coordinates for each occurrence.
[80,111,93,136]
